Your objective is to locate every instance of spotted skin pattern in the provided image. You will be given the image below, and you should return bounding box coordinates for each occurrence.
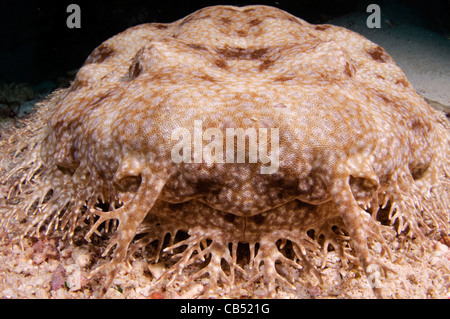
[1,5,449,297]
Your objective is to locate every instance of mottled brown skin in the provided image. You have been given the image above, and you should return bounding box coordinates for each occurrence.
[1,5,449,298]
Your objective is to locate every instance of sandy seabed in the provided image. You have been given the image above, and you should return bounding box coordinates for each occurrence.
[0,226,449,299]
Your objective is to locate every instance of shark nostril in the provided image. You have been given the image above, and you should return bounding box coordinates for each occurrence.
[114,175,142,192]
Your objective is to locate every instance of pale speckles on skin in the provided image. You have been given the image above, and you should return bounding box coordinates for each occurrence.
[1,5,449,298]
